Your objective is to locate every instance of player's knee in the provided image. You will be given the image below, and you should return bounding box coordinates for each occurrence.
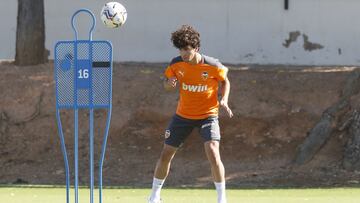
[205,141,222,166]
[159,147,176,163]
[207,140,219,149]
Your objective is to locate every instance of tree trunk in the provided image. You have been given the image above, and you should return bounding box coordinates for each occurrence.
[15,0,47,66]
[343,110,360,170]
[294,70,360,165]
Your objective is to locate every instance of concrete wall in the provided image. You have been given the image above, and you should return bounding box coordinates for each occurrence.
[1,0,360,65]
[0,0,17,60]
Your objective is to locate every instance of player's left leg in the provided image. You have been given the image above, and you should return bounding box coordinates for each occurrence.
[200,117,227,203]
[204,140,227,203]
[204,140,225,182]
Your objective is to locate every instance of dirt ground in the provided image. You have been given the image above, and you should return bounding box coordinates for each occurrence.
[0,61,360,188]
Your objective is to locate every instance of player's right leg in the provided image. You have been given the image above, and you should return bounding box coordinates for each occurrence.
[149,114,194,203]
[149,144,177,203]
[154,144,177,179]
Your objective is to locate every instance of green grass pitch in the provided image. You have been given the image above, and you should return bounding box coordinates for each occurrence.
[1,186,360,203]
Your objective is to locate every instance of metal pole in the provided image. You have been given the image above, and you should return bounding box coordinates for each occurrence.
[89,109,94,203]
[74,109,79,203]
[56,109,70,203]
[99,108,112,203]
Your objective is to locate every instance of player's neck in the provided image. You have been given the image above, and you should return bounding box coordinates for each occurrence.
[188,53,202,65]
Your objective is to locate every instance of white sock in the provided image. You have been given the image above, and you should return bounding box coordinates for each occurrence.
[214,182,227,203]
[149,177,165,201]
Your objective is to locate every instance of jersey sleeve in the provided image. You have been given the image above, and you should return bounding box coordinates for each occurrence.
[203,55,228,81]
[216,64,228,81]
[165,56,182,79]
[164,65,176,79]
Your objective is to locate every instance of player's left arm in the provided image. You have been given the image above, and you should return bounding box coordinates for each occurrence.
[219,67,233,118]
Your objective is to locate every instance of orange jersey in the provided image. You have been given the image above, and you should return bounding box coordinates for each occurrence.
[164,55,228,119]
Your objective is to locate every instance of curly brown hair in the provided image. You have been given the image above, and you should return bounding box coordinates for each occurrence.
[171,25,200,49]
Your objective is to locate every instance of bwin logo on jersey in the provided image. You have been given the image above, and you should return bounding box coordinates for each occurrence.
[182,83,208,92]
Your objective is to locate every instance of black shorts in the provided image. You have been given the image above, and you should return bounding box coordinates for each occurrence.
[164,114,221,148]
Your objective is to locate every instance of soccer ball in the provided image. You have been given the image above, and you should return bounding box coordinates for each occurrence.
[100,2,127,28]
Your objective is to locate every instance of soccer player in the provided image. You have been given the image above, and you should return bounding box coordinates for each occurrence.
[148,25,233,203]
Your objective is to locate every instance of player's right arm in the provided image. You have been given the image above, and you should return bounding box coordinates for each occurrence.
[164,77,177,91]
[164,65,177,91]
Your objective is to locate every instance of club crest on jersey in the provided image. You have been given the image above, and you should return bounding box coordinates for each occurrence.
[202,71,208,80]
[164,130,171,139]
[182,83,208,92]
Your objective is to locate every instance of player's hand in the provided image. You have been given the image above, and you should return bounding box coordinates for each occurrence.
[220,99,233,118]
[164,77,178,91]
[167,77,178,88]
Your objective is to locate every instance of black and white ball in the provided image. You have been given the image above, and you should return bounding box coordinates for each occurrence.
[100,2,127,28]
